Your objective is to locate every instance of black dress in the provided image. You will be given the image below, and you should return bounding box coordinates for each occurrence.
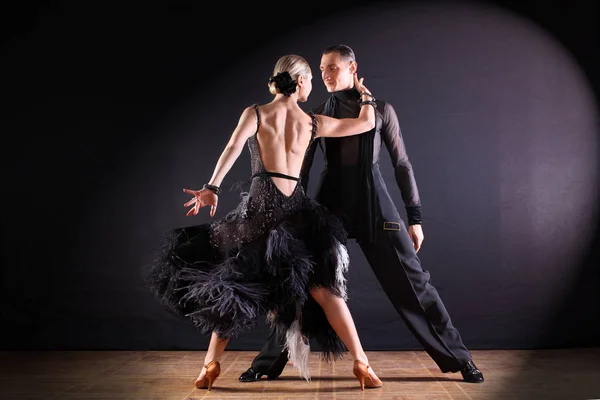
[144,104,350,380]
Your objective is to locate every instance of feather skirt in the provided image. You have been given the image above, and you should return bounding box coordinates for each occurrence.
[143,198,350,380]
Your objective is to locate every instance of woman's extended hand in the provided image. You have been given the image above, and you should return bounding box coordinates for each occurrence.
[183,188,218,217]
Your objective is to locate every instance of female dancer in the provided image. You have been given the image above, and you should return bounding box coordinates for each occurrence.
[145,54,382,391]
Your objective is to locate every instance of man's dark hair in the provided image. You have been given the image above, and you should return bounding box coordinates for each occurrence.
[323,44,356,62]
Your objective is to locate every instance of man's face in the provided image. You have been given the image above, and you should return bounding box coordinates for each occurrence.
[319,52,356,93]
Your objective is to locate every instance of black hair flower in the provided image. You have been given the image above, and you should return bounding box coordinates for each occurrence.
[269,71,297,97]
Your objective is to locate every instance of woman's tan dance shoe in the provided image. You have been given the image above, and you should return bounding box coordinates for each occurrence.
[353,359,383,390]
[194,360,221,390]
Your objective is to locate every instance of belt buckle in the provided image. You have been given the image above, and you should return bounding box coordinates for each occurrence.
[383,221,401,231]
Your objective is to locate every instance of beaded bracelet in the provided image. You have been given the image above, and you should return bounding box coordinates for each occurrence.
[202,183,221,195]
[359,92,375,100]
[359,100,377,108]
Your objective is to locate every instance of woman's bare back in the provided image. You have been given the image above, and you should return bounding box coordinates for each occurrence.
[255,102,314,196]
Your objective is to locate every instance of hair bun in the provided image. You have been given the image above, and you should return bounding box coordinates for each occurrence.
[269,71,297,97]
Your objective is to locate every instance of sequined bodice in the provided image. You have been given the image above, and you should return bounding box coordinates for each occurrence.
[209,104,318,252]
[247,134,268,176]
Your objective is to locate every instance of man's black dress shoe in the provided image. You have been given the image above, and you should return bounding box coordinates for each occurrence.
[239,367,276,382]
[460,360,484,383]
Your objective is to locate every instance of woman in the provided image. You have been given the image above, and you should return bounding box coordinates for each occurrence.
[145,54,382,391]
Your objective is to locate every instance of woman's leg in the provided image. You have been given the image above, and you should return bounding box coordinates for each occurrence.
[309,287,382,385]
[195,331,230,383]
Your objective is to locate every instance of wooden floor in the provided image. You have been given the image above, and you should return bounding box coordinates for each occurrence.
[1,348,599,399]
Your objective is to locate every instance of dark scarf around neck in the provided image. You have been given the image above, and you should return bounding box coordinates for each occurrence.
[322,88,379,244]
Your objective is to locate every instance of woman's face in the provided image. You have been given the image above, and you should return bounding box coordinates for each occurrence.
[297,73,313,102]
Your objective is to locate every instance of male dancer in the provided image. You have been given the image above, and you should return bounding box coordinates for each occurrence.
[239,44,484,383]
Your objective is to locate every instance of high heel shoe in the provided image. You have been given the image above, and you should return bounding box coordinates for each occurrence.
[194,360,221,390]
[353,360,383,390]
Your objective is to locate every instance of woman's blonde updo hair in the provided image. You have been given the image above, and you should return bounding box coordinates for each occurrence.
[268,54,311,96]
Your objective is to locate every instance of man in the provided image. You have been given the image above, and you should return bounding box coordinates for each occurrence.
[239,44,484,383]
